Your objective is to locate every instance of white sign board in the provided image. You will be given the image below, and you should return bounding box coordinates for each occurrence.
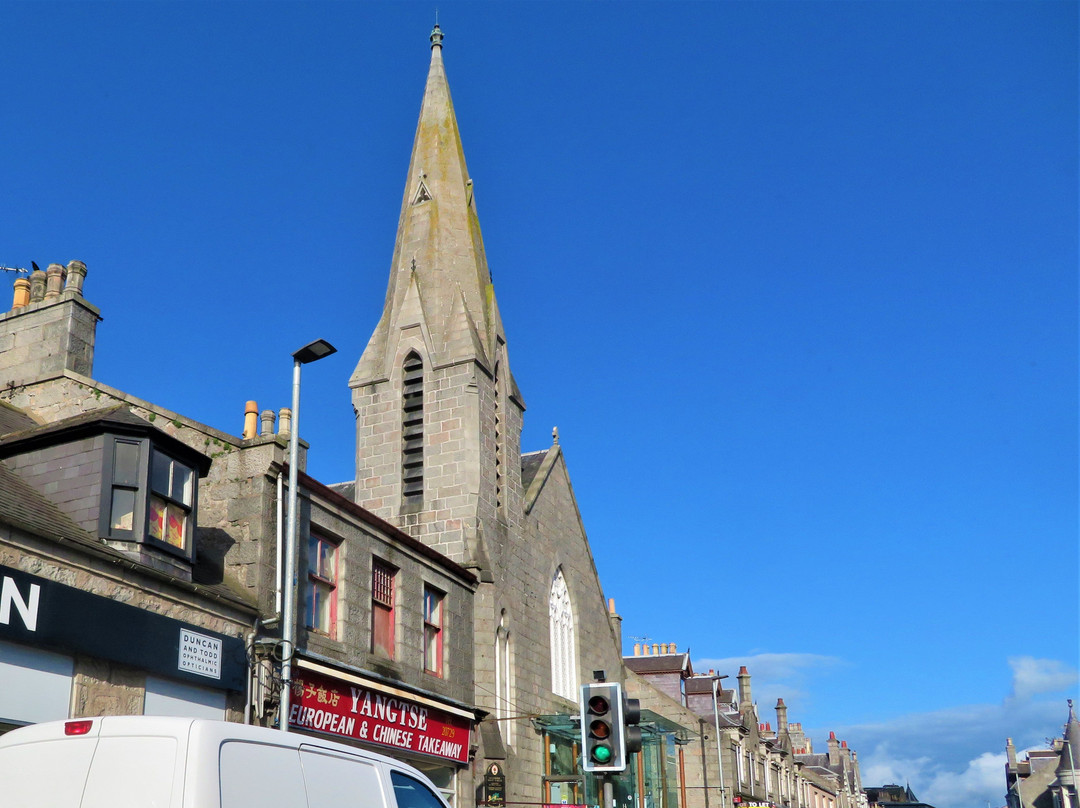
[178,629,222,679]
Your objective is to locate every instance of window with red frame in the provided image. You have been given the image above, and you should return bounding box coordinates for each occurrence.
[423,585,444,675]
[372,560,396,659]
[305,535,338,637]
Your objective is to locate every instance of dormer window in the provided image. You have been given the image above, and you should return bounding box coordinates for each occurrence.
[102,434,200,560]
[0,406,209,569]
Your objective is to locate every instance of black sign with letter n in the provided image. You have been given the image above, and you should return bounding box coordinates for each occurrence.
[0,563,246,691]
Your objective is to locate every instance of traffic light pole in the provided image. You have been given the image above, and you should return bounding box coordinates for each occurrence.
[602,776,614,808]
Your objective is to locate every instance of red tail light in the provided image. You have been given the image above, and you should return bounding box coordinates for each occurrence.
[64,720,93,736]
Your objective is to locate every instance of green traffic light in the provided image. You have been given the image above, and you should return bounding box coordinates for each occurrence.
[592,745,612,763]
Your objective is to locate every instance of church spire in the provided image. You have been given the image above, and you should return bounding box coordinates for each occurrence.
[351,24,499,388]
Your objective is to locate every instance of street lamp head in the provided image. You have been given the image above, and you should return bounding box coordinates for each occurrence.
[292,339,337,364]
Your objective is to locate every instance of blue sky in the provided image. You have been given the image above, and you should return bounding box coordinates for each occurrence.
[3,3,1076,806]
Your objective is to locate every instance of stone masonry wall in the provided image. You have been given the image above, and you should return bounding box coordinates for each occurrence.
[481,451,625,804]
[0,294,99,386]
[298,490,476,709]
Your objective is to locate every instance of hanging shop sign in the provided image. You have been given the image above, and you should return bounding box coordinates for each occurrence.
[289,666,472,764]
[0,563,246,691]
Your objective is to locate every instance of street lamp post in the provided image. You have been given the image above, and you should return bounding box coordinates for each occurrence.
[279,338,336,733]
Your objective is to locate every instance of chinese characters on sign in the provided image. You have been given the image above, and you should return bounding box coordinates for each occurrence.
[289,668,472,763]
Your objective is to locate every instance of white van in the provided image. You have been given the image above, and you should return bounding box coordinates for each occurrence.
[0,715,454,808]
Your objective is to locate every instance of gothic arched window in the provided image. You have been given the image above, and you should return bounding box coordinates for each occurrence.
[401,352,424,508]
[495,610,514,746]
[548,568,577,700]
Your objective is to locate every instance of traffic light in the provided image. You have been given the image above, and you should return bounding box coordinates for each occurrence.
[580,682,623,772]
[623,692,642,758]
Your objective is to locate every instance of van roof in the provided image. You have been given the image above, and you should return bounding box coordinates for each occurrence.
[0,716,432,777]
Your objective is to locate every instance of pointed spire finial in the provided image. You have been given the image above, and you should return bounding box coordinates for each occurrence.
[430,22,443,49]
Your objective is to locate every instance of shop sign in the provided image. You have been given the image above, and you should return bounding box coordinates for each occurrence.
[289,668,472,764]
[0,563,245,690]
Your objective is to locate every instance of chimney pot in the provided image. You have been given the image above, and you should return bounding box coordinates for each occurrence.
[633,643,641,656]
[12,277,30,309]
[608,598,616,615]
[279,407,292,435]
[64,260,87,295]
[652,643,660,656]
[243,401,259,439]
[260,409,276,436]
[44,263,65,299]
[29,268,46,302]
[670,642,677,653]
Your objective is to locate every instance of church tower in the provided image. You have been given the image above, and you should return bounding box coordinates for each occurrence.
[350,25,524,574]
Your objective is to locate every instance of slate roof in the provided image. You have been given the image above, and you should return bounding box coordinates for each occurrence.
[327,480,356,501]
[625,652,690,675]
[0,405,211,474]
[0,460,100,548]
[684,678,735,702]
[0,400,38,436]
[521,450,546,490]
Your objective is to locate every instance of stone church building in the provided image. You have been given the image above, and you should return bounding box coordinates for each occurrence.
[340,24,633,807]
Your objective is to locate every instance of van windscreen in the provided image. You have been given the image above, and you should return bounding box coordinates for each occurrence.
[390,770,447,808]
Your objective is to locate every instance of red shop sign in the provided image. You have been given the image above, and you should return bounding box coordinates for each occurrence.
[289,668,472,763]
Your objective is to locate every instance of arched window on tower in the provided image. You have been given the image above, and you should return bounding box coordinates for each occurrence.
[494,610,514,747]
[548,568,577,700]
[402,352,424,509]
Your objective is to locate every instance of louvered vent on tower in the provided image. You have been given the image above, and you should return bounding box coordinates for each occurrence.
[402,352,424,508]
[494,364,504,511]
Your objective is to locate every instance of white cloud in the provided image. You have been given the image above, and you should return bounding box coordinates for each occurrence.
[1008,656,1078,701]
[834,689,1074,808]
[693,652,845,723]
[695,652,1078,808]
[922,752,1008,808]
[696,652,844,682]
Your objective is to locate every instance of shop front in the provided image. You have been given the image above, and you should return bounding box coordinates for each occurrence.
[0,562,249,733]
[534,710,686,808]
[289,657,477,806]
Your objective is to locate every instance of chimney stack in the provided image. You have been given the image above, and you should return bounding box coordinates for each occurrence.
[776,698,788,733]
[827,731,840,766]
[738,666,752,708]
